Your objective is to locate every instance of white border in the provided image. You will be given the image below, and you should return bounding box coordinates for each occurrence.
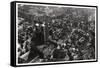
[16,2,97,66]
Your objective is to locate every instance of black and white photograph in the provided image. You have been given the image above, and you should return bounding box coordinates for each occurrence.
[11,1,97,66]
